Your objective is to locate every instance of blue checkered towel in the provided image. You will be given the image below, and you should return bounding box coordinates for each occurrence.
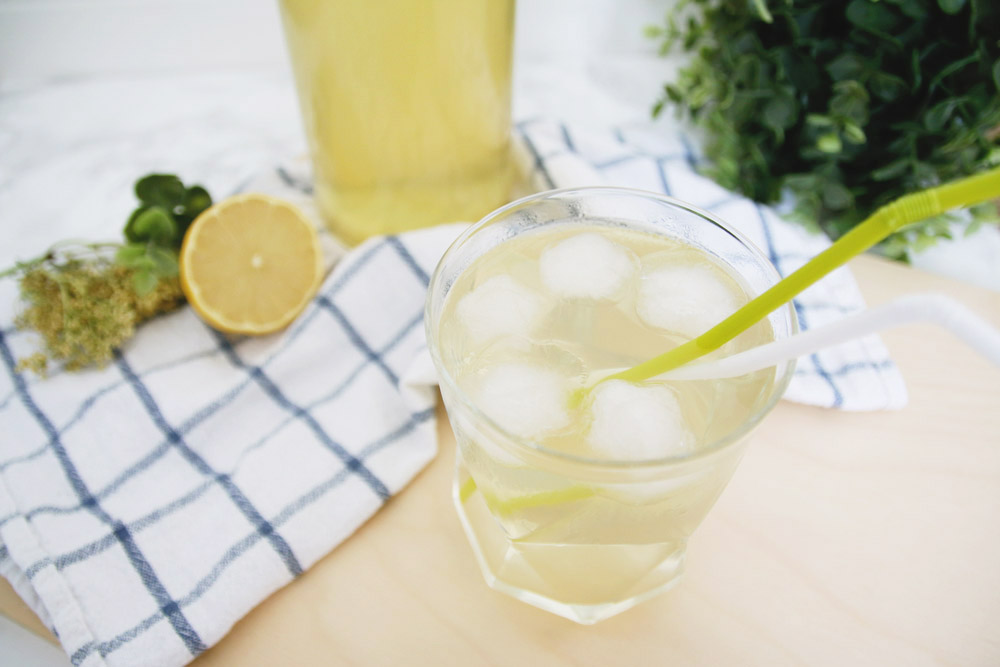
[0,227,452,667]
[0,120,905,667]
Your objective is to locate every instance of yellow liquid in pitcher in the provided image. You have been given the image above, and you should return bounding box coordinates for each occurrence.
[279,0,516,245]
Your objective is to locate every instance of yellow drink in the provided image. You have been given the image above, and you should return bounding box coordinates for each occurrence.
[278,0,516,245]
[439,224,775,619]
[426,189,797,623]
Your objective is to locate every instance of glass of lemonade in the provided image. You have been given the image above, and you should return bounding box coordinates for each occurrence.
[426,188,797,624]
[277,0,517,245]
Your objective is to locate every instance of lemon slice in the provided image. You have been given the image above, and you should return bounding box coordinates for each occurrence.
[179,193,323,335]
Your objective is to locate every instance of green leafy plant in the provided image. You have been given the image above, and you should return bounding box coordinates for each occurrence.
[648,0,1000,258]
[1,174,213,372]
[119,174,213,293]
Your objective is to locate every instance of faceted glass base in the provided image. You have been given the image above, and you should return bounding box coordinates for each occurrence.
[453,471,686,625]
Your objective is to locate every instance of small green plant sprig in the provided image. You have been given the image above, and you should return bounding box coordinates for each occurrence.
[648,0,1000,258]
[1,174,213,372]
[119,174,213,293]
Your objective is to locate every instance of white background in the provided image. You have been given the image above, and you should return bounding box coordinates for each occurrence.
[0,0,667,80]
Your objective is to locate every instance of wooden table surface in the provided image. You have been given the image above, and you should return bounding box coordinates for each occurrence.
[4,254,1000,666]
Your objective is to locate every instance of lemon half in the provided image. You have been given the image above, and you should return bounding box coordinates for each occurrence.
[180,193,323,335]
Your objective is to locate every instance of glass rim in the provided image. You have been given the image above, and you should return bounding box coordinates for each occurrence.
[425,186,798,475]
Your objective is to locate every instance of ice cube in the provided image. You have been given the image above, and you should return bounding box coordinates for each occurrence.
[539,232,636,301]
[472,362,573,440]
[457,274,548,344]
[586,380,694,460]
[636,257,745,338]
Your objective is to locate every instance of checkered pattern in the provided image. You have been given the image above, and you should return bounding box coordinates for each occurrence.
[0,225,455,667]
[0,119,906,667]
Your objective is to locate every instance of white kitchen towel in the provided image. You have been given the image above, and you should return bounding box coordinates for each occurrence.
[0,226,453,667]
[0,119,906,667]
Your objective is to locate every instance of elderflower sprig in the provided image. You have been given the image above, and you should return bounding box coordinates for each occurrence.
[2,174,213,374]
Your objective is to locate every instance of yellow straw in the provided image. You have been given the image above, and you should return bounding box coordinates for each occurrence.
[592,166,1000,389]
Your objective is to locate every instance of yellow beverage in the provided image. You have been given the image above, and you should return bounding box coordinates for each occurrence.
[278,0,516,245]
[426,189,797,623]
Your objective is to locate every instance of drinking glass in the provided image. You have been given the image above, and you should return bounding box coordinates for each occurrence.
[425,188,797,623]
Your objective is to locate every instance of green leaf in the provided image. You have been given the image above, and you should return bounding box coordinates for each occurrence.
[829,80,870,125]
[806,114,835,127]
[817,133,843,153]
[870,72,908,101]
[118,255,156,276]
[910,48,922,91]
[924,98,960,132]
[147,246,179,278]
[871,158,911,181]
[845,0,900,33]
[124,206,178,245]
[763,95,798,131]
[928,52,980,91]
[937,0,966,14]
[683,16,700,50]
[843,122,867,145]
[172,185,213,242]
[135,174,185,208]
[968,201,998,225]
[183,186,212,216]
[822,182,855,211]
[895,0,928,20]
[751,0,774,23]
[993,59,1000,92]
[115,243,149,268]
[965,215,984,236]
[826,53,866,82]
[133,269,159,296]
[123,206,149,244]
[846,0,899,33]
[784,173,820,192]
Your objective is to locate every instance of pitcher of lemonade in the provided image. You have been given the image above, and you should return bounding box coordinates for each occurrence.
[278,0,517,245]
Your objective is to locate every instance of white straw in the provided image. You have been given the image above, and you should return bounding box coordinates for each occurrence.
[657,293,1000,381]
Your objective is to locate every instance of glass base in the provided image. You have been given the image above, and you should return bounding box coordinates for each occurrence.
[453,469,686,625]
[315,158,518,246]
